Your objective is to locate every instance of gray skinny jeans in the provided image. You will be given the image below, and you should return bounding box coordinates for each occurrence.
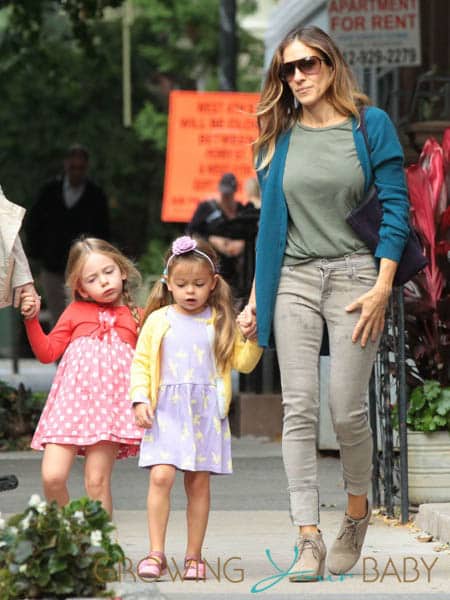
[273,253,380,526]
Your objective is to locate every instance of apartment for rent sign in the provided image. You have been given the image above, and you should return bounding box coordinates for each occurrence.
[328,0,421,68]
[161,90,259,223]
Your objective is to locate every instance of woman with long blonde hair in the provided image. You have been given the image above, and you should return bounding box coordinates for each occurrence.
[130,235,262,581]
[239,26,410,580]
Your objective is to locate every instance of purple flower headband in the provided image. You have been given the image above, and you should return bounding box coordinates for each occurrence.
[161,236,216,282]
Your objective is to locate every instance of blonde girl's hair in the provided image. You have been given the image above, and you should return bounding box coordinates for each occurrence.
[254,25,370,170]
[65,237,142,331]
[142,238,237,373]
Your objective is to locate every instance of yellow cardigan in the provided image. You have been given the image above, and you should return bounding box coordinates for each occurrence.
[129,305,263,417]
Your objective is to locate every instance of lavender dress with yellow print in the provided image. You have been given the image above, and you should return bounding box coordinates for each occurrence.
[138,306,232,474]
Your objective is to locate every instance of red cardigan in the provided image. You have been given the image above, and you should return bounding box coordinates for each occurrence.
[25,301,141,364]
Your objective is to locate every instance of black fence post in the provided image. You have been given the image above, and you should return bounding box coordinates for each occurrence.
[396,286,409,523]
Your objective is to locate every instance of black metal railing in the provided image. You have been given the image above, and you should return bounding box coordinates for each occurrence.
[370,288,409,523]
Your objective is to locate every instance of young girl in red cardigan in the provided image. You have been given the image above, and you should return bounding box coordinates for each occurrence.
[20,237,143,515]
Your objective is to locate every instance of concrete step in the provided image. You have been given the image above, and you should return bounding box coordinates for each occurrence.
[416,503,450,545]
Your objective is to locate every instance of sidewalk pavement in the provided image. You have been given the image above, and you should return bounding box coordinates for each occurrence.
[2,359,450,598]
[0,357,57,392]
[2,437,450,599]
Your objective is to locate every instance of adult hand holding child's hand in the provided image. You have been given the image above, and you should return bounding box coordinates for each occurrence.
[237,303,257,341]
[20,290,40,320]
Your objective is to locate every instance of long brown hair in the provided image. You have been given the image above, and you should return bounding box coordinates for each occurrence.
[255,25,370,170]
[65,237,142,331]
[142,238,237,373]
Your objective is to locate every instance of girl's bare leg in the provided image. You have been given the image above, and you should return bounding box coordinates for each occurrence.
[41,443,77,506]
[184,471,211,558]
[147,464,177,552]
[84,441,119,516]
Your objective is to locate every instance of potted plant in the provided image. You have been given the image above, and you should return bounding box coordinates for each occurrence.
[405,380,450,503]
[0,495,124,599]
[402,130,450,503]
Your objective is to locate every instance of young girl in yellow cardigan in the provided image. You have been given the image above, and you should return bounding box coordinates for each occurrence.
[129,236,262,582]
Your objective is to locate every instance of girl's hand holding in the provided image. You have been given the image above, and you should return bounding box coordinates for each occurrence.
[133,402,154,429]
[345,282,391,348]
[20,291,40,320]
[237,303,257,340]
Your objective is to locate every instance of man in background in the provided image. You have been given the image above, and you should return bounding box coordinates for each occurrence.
[26,144,109,325]
[187,172,251,306]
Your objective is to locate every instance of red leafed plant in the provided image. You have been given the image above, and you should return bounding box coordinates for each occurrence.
[404,131,450,385]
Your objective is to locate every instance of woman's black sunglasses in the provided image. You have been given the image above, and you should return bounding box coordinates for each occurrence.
[279,56,329,81]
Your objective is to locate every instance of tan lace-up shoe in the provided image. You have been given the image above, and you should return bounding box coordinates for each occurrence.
[289,530,327,582]
[327,501,372,575]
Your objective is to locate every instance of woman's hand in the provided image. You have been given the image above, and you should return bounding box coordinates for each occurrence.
[237,302,257,340]
[133,402,154,429]
[346,257,397,348]
[345,282,391,347]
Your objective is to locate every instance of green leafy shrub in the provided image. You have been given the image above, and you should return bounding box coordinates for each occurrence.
[0,380,46,450]
[138,237,172,278]
[406,380,450,432]
[0,495,124,599]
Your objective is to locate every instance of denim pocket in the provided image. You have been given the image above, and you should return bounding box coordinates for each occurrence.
[352,260,378,284]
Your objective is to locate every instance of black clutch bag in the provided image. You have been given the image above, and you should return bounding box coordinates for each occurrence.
[346,185,428,286]
[346,107,428,286]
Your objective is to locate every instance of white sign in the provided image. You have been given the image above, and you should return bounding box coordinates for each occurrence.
[328,0,421,68]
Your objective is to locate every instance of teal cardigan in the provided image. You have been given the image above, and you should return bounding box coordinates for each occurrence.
[255,106,410,347]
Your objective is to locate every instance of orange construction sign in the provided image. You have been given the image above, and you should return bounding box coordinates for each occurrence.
[161,90,260,223]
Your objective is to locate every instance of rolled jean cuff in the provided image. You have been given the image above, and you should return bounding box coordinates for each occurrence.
[288,486,319,526]
[344,480,371,496]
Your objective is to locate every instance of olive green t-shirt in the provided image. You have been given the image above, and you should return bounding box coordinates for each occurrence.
[283,119,368,264]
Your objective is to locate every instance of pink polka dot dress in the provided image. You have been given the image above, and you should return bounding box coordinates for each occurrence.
[28,305,142,458]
